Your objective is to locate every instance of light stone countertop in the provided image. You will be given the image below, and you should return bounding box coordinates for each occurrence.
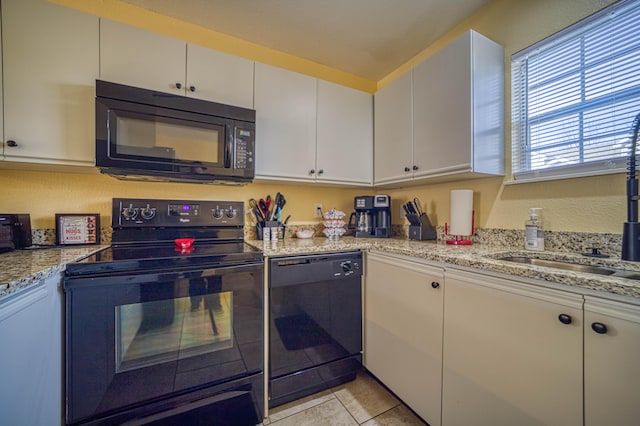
[252,237,640,303]
[3,237,640,304]
[0,245,108,299]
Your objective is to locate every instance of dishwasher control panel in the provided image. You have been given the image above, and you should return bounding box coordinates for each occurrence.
[270,252,362,287]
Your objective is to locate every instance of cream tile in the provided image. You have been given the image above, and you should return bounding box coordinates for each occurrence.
[332,372,400,424]
[268,390,335,422]
[361,404,428,426]
[269,399,358,426]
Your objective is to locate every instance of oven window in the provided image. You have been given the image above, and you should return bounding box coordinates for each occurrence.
[114,113,222,164]
[115,285,233,373]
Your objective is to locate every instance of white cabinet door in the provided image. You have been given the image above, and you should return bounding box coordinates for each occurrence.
[584,296,640,426]
[442,269,583,426]
[413,34,471,176]
[365,252,443,426]
[374,70,413,184]
[2,0,98,166]
[186,44,254,108]
[316,80,372,185]
[100,19,186,95]
[413,30,504,179]
[254,62,317,181]
[0,274,63,426]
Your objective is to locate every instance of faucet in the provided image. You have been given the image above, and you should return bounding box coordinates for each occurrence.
[622,112,640,261]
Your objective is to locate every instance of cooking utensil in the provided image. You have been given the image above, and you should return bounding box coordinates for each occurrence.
[249,198,265,223]
[413,198,425,216]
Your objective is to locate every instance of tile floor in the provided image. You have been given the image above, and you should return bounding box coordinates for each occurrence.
[263,370,427,425]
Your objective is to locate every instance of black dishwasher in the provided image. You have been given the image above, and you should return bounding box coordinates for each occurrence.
[269,252,362,407]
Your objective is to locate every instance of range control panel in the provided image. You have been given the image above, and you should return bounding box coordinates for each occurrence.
[112,198,244,227]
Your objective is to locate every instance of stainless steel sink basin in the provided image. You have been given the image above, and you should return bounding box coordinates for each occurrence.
[498,257,616,275]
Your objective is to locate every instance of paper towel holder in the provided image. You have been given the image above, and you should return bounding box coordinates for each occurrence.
[444,210,474,245]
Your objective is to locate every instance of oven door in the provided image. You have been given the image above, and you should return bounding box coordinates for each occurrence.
[64,262,263,425]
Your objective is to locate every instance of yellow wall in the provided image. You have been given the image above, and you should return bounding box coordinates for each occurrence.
[1,0,626,234]
[0,169,363,229]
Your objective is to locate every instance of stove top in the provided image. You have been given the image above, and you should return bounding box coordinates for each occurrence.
[66,198,263,277]
[66,241,263,277]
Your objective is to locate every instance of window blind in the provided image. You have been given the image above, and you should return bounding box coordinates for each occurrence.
[511,0,640,182]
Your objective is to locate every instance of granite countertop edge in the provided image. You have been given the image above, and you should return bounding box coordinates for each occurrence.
[252,237,640,303]
[3,238,640,304]
[0,245,109,300]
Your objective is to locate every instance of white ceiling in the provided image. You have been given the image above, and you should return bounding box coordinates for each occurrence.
[121,0,490,81]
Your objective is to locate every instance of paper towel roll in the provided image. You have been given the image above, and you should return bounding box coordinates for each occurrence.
[450,190,473,236]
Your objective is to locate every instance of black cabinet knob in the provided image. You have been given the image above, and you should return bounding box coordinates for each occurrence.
[309,169,315,175]
[189,85,196,92]
[558,314,572,325]
[413,165,419,171]
[431,281,440,289]
[591,322,608,334]
[317,169,324,175]
[6,140,18,147]
[404,167,411,172]
[175,82,182,89]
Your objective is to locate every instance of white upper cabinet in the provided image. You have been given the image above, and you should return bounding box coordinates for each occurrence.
[186,44,254,108]
[413,30,504,180]
[99,19,185,96]
[374,70,413,184]
[100,19,254,108]
[316,80,373,185]
[255,63,373,186]
[1,0,98,166]
[254,62,317,181]
[375,30,504,186]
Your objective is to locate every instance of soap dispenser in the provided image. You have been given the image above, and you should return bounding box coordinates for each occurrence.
[525,208,544,251]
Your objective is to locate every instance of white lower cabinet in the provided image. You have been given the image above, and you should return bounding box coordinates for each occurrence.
[442,269,583,426]
[584,296,640,426]
[364,252,444,426]
[0,273,64,426]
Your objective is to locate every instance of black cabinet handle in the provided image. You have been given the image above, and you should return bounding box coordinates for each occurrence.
[591,322,608,334]
[558,314,572,325]
[6,140,18,147]
[317,169,324,175]
[431,282,440,289]
[404,167,411,172]
[413,165,419,171]
[175,82,182,89]
[189,85,196,92]
[309,169,315,175]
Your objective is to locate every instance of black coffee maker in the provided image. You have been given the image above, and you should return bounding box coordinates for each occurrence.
[348,195,391,238]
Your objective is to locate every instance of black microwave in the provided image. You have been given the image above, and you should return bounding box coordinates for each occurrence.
[95,80,255,184]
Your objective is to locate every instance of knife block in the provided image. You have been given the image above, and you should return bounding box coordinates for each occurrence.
[409,214,437,241]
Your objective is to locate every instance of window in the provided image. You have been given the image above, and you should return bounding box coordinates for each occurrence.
[511,0,640,182]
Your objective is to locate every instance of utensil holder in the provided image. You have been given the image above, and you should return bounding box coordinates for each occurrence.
[409,214,437,241]
[257,221,285,240]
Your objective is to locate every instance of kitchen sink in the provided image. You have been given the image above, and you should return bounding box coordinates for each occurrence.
[498,257,615,275]
[498,256,640,280]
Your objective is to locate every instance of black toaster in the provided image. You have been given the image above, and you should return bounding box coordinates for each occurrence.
[0,214,32,252]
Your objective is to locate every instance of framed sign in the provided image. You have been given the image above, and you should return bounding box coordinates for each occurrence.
[55,214,101,246]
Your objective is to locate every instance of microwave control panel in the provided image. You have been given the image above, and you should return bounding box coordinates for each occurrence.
[235,127,255,170]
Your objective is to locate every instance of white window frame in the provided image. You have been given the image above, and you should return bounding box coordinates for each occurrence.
[509,0,640,184]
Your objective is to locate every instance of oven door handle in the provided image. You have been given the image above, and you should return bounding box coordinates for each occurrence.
[65,262,264,288]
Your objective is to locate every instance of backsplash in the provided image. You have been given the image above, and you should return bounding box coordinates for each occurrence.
[30,226,623,258]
